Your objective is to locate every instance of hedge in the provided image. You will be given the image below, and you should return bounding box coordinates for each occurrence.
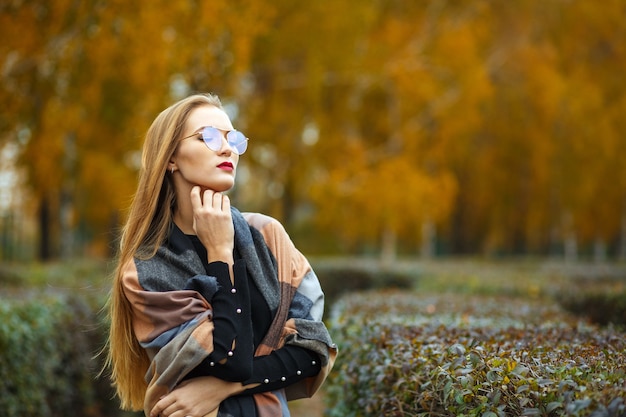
[555,272,626,327]
[0,292,120,417]
[1,259,624,417]
[313,261,414,306]
[326,290,626,417]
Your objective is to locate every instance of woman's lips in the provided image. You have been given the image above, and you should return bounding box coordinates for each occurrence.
[218,162,234,171]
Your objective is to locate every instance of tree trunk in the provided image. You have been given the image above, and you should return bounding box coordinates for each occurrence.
[593,238,607,263]
[420,219,436,258]
[562,212,577,263]
[0,213,9,261]
[380,226,397,269]
[60,188,74,259]
[60,132,76,259]
[564,233,577,263]
[39,195,52,261]
[620,198,626,261]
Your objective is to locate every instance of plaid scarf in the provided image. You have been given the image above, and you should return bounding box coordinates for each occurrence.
[121,207,337,416]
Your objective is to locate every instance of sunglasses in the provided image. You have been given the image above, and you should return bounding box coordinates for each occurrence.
[182,126,249,155]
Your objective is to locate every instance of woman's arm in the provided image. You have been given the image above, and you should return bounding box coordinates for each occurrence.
[150,348,321,417]
[149,376,247,417]
[185,187,255,381]
[240,346,322,394]
[185,343,322,394]
[184,260,254,381]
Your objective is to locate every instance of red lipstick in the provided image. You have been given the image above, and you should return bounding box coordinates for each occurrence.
[218,162,234,171]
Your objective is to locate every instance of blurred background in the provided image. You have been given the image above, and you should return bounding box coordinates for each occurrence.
[2,2,626,416]
[1,0,625,264]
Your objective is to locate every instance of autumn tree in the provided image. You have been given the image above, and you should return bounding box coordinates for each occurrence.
[0,0,270,259]
[1,0,624,260]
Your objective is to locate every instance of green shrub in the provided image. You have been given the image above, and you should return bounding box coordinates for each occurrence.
[326,290,626,417]
[559,290,626,327]
[556,273,626,326]
[313,262,414,307]
[0,293,119,417]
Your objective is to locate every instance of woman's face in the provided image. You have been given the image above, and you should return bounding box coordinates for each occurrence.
[170,105,240,192]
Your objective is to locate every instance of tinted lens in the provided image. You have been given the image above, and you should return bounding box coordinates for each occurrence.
[226,130,248,155]
[200,127,223,151]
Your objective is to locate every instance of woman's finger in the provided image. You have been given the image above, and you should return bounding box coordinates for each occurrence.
[221,194,230,212]
[161,400,184,417]
[211,190,222,209]
[190,186,203,211]
[150,396,175,417]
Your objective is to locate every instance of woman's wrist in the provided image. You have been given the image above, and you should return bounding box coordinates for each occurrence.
[206,248,234,265]
[229,381,246,396]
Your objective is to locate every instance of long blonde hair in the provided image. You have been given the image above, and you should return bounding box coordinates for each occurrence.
[105,93,224,410]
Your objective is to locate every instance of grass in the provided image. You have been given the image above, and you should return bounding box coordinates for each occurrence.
[3,255,624,299]
[310,256,626,302]
[0,258,113,302]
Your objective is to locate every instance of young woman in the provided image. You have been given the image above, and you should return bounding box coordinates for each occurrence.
[105,93,337,417]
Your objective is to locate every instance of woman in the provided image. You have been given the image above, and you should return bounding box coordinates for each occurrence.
[105,93,337,417]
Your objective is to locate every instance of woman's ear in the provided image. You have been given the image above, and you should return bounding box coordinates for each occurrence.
[167,160,177,174]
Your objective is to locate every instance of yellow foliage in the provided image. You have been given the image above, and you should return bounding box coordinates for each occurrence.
[1,0,625,256]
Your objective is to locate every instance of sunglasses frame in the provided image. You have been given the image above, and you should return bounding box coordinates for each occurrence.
[181,126,249,155]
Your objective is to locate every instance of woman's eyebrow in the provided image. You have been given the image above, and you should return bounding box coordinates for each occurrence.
[199,125,235,132]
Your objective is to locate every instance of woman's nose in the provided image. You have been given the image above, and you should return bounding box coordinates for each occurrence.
[217,136,233,154]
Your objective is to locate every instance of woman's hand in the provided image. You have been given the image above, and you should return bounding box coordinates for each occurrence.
[190,186,234,266]
[149,376,243,417]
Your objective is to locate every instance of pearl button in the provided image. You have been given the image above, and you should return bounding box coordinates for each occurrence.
[231,288,237,294]
[264,378,270,384]
[296,370,302,375]
[209,361,215,366]
[228,351,234,357]
[236,308,242,314]
[281,376,286,381]
[312,360,316,365]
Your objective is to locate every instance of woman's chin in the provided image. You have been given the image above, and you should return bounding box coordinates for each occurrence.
[199,182,235,193]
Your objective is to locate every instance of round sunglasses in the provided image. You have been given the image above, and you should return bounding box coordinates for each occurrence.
[182,126,249,155]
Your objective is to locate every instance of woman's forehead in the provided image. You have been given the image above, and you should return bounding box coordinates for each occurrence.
[186,105,233,131]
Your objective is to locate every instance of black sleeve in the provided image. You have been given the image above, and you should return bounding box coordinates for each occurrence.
[240,346,322,395]
[184,260,254,382]
[184,340,322,392]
